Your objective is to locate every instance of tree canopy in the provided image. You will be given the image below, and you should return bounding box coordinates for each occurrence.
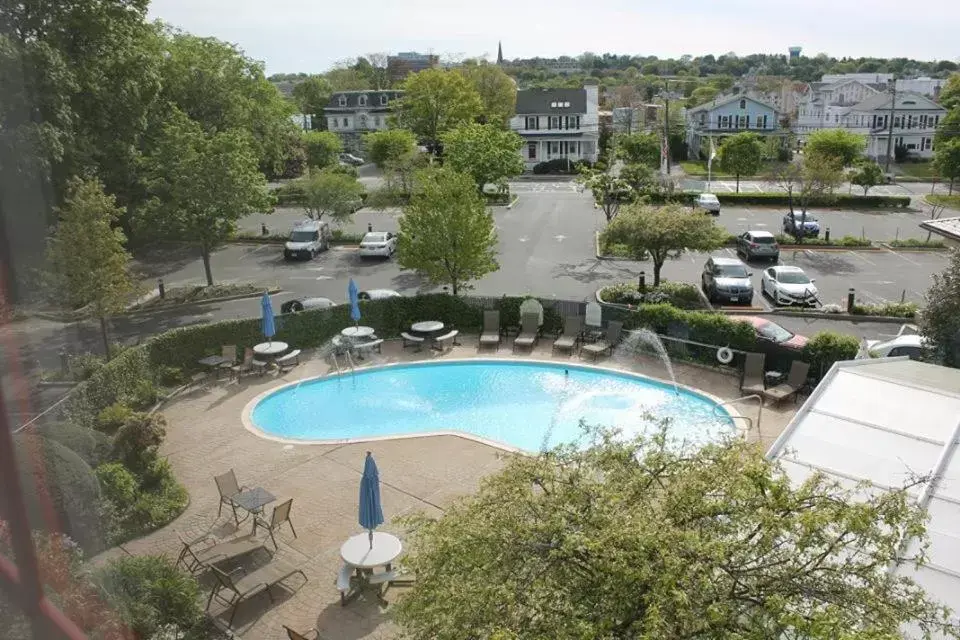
[578,168,631,223]
[938,72,960,111]
[291,74,332,120]
[849,160,885,195]
[457,61,517,127]
[295,168,365,223]
[393,68,483,146]
[364,129,418,168]
[441,123,524,192]
[397,168,498,295]
[933,138,960,194]
[922,249,960,368]
[804,129,866,166]
[302,130,343,169]
[395,427,958,640]
[601,203,727,284]
[718,132,765,192]
[617,131,660,167]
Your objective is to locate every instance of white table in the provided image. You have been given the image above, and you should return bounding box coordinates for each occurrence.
[340,532,402,569]
[411,321,444,334]
[253,341,288,357]
[341,326,375,341]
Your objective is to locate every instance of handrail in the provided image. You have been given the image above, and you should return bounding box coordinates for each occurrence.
[713,394,763,436]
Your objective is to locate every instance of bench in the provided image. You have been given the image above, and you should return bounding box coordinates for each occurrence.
[276,349,302,372]
[355,339,383,355]
[401,332,425,349]
[435,330,459,352]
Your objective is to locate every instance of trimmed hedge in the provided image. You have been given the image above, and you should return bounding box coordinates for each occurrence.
[599,282,705,310]
[643,192,911,209]
[802,332,860,379]
[851,301,918,319]
[63,346,154,428]
[774,234,872,247]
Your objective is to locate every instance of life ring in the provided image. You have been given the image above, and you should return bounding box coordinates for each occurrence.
[717,347,734,364]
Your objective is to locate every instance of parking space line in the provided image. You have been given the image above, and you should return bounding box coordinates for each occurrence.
[882,246,921,267]
[239,244,270,260]
[849,251,876,266]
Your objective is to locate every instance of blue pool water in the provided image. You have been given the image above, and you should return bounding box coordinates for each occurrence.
[250,360,735,451]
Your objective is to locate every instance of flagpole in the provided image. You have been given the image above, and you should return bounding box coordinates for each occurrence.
[707,137,714,192]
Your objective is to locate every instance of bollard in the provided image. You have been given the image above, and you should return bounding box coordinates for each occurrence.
[638,271,646,293]
[901,289,906,303]
[847,288,855,313]
[368,222,373,233]
[59,349,69,376]
[261,222,268,236]
[824,227,830,243]
[158,278,165,299]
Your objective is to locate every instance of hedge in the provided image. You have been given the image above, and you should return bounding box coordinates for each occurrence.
[63,345,154,428]
[643,192,911,209]
[801,331,860,379]
[599,282,705,310]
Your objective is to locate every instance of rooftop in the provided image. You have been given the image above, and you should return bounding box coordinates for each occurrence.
[515,87,588,114]
[920,216,960,242]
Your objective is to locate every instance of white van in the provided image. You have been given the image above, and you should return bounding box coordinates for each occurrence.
[284,220,331,261]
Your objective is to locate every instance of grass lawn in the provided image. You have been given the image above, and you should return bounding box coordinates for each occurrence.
[134,283,264,310]
[928,194,960,210]
[678,160,775,178]
[895,162,938,178]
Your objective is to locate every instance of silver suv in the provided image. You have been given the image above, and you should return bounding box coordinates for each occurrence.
[701,256,754,305]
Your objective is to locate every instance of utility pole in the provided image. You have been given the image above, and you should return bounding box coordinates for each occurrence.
[884,81,897,173]
[663,79,671,174]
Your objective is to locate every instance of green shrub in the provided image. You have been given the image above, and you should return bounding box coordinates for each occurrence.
[96,402,135,435]
[63,345,154,428]
[129,379,159,410]
[131,460,189,531]
[600,282,704,310]
[851,302,918,318]
[532,158,580,174]
[37,421,113,468]
[888,238,946,248]
[113,412,166,475]
[92,555,203,640]
[155,365,185,388]
[774,233,872,247]
[711,192,910,208]
[330,229,365,244]
[96,462,139,506]
[802,331,860,379]
[67,353,105,381]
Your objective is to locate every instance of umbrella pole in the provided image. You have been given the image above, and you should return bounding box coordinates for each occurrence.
[368,529,373,549]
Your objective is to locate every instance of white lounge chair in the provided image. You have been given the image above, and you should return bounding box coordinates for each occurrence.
[479,310,502,349]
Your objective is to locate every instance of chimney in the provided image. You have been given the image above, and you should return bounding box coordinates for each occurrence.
[583,82,598,115]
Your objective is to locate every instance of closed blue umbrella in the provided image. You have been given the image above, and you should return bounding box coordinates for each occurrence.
[348,278,361,326]
[261,291,276,342]
[358,451,384,549]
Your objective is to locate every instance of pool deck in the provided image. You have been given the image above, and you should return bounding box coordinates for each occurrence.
[95,337,798,639]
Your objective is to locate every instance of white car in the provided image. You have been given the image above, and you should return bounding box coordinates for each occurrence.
[857,324,926,360]
[358,289,402,300]
[760,265,819,307]
[358,232,397,259]
[280,297,336,314]
[693,193,721,215]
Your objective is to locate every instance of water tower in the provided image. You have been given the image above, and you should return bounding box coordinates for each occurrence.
[788,46,802,62]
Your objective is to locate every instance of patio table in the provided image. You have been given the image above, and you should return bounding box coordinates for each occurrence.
[411,321,445,351]
[253,341,288,357]
[339,532,404,605]
[198,355,232,380]
[341,326,375,340]
[232,487,276,530]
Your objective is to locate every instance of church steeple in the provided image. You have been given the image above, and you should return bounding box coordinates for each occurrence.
[497,41,503,65]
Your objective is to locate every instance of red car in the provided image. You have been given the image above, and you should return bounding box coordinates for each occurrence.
[735,316,809,351]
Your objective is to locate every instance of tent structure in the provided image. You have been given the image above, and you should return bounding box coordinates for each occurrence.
[767,357,960,637]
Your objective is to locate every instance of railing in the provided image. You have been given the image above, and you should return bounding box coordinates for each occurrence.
[712,394,763,437]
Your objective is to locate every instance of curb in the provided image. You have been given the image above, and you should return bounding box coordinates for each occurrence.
[505,194,520,210]
[767,309,912,324]
[877,243,948,252]
[123,287,282,317]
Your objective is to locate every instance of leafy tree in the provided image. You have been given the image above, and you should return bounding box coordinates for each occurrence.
[291,74,332,123]
[112,412,166,476]
[325,66,372,91]
[367,149,431,208]
[577,168,631,222]
[617,131,660,167]
[394,68,483,147]
[601,203,727,284]
[395,428,958,640]
[687,85,719,107]
[45,178,137,358]
[353,54,390,90]
[933,137,960,194]
[718,132,765,192]
[138,111,271,286]
[302,130,343,168]
[457,61,517,126]
[441,123,524,192]
[922,249,960,367]
[804,128,866,166]
[364,129,417,168]
[295,167,365,223]
[397,168,498,295]
[938,72,960,111]
[773,154,843,242]
[619,162,656,195]
[849,159,885,195]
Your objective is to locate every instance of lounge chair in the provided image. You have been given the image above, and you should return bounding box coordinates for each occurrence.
[176,532,268,575]
[479,310,502,349]
[584,301,602,338]
[232,347,256,379]
[283,625,318,640]
[276,349,302,372]
[580,321,623,361]
[253,498,297,549]
[219,345,238,376]
[512,313,540,352]
[401,332,425,350]
[215,469,247,524]
[763,361,811,405]
[435,329,459,353]
[207,560,307,626]
[552,315,582,354]
[739,352,766,396]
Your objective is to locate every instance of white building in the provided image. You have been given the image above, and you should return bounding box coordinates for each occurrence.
[897,77,948,100]
[509,85,599,170]
[324,90,403,153]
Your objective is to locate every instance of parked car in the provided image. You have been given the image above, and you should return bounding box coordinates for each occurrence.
[358,231,397,259]
[280,297,336,314]
[358,289,402,300]
[339,153,364,166]
[283,220,331,261]
[701,256,754,305]
[760,265,819,307]
[693,193,721,215]
[857,324,926,360]
[735,316,809,352]
[782,212,820,237]
[736,230,780,262]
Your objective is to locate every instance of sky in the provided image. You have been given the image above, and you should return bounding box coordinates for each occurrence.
[148,0,960,74]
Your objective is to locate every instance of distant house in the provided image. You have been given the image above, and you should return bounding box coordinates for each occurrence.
[685,94,783,159]
[324,90,403,154]
[509,85,600,170]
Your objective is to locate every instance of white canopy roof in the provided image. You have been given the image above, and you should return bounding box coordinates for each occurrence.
[767,358,960,637]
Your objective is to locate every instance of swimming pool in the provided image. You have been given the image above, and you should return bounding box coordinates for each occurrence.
[246,360,736,452]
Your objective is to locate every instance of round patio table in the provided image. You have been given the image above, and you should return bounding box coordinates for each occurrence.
[411,321,444,335]
[253,341,288,357]
[340,532,402,570]
[341,326,375,341]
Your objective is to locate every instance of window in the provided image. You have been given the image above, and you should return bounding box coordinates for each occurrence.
[358,94,367,106]
[343,118,348,127]
[338,95,346,106]
[549,116,559,129]
[380,94,388,105]
[575,116,580,129]
[550,101,558,108]
[907,143,917,150]
[719,115,728,129]
[737,115,746,128]
[528,142,537,159]
[563,101,570,108]
[924,138,932,150]
[374,116,380,127]
[907,115,913,129]
[329,118,336,129]
[739,99,746,109]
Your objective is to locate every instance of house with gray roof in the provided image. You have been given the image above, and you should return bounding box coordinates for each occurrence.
[685,94,785,159]
[509,84,599,170]
[324,90,404,154]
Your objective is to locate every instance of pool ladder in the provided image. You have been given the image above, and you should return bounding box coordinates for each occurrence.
[712,394,762,438]
[331,351,357,378]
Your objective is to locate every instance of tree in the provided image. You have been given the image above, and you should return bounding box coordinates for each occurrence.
[933,137,960,194]
[325,65,372,91]
[457,61,517,127]
[804,128,866,166]
[394,69,483,147]
[849,159,885,195]
[938,72,960,111]
[718,132,765,193]
[397,168,498,295]
[291,74,332,123]
[619,162,656,195]
[364,129,418,168]
[353,54,389,89]
[45,178,137,358]
[617,131,660,167]
[601,203,727,284]
[577,168,631,223]
[302,130,343,168]
[295,167,365,223]
[138,111,271,286]
[922,249,960,367]
[395,428,958,640]
[441,123,524,192]
[773,154,843,242]
[935,108,960,145]
[687,85,719,107]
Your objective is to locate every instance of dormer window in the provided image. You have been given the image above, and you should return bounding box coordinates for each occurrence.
[551,101,558,108]
[338,95,347,107]
[739,99,746,109]
[563,101,570,108]
[380,94,388,105]
[358,94,368,107]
